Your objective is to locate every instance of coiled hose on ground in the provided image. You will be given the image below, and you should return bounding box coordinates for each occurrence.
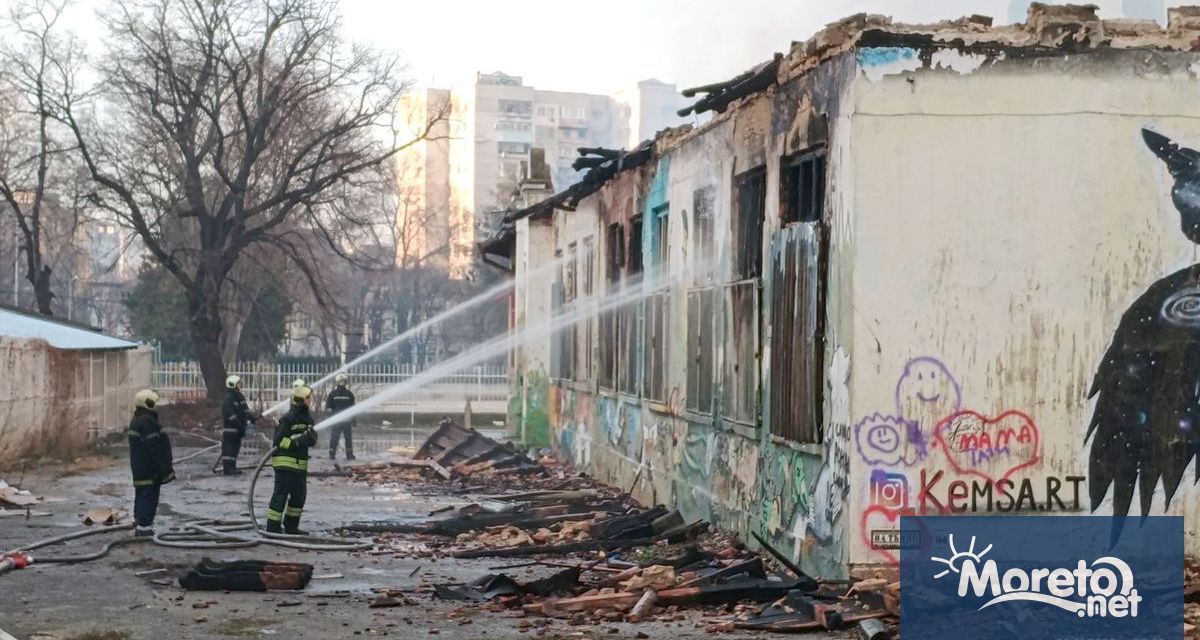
[4,447,371,567]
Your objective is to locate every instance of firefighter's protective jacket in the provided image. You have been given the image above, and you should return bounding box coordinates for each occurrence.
[223,388,253,436]
[272,404,317,473]
[128,407,175,486]
[325,386,355,419]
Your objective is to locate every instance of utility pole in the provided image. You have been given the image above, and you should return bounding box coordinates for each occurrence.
[12,231,18,306]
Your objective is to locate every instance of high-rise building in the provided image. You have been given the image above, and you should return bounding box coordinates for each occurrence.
[398,74,689,260]
[615,79,692,148]
[473,72,630,227]
[1122,0,1165,22]
[394,88,475,279]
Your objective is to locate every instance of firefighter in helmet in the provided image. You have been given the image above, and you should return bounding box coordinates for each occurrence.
[326,373,356,460]
[219,375,255,476]
[128,389,174,536]
[266,385,317,534]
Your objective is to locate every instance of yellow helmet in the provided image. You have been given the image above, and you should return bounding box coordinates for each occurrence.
[335,373,348,385]
[292,385,312,405]
[134,389,159,410]
[225,375,241,389]
[292,378,306,389]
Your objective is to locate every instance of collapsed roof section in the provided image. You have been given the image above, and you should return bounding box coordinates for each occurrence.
[477,2,1200,270]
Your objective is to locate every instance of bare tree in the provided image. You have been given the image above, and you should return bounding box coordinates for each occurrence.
[53,0,439,398]
[0,0,86,315]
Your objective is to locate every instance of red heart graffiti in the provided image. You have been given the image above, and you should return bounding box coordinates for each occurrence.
[934,409,1040,483]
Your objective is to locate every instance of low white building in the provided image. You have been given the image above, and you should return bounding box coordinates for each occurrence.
[0,304,151,466]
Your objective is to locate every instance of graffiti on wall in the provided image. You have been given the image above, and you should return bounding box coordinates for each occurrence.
[853,355,1063,563]
[1087,128,1200,520]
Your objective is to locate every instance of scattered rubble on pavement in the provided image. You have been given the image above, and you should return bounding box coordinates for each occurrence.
[340,419,899,636]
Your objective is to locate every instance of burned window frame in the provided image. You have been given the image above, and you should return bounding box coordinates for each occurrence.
[781,146,826,225]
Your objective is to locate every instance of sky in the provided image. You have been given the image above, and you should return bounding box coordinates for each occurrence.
[17,0,1136,96]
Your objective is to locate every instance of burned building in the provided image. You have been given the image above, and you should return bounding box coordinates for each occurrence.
[489,4,1200,577]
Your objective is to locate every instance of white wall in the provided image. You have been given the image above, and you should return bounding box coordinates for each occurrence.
[846,49,1200,563]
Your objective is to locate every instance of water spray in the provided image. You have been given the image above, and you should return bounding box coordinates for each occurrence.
[311,263,708,434]
[262,254,571,416]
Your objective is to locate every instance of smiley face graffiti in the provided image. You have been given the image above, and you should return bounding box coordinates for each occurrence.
[894,356,962,453]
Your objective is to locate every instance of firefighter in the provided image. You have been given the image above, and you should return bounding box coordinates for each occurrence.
[219,375,255,476]
[128,389,174,537]
[326,373,356,460]
[266,385,317,535]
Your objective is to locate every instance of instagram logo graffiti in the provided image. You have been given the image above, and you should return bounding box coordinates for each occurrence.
[870,470,909,510]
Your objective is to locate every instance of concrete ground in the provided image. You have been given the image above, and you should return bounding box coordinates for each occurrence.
[0,441,839,640]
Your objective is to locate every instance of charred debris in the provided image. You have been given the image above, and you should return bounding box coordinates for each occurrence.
[345,419,898,635]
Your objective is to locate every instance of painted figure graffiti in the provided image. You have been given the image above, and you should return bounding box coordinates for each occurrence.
[1087,129,1200,519]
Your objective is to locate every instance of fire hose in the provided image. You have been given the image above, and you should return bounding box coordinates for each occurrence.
[1,447,371,573]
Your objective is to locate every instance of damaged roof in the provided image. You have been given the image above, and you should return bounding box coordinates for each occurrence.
[479,2,1200,270]
[0,304,140,351]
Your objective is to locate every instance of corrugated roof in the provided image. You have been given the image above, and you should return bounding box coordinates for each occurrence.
[0,305,140,351]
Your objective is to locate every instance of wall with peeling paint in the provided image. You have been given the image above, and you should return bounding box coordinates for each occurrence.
[512,38,1200,577]
[847,45,1200,565]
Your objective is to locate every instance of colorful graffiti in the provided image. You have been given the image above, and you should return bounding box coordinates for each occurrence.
[935,409,1039,482]
[854,355,1056,564]
[1086,129,1200,519]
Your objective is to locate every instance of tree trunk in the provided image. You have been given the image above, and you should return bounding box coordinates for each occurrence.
[31,265,54,316]
[189,289,227,400]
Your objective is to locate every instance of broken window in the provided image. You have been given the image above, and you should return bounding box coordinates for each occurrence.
[643,204,669,402]
[606,223,624,284]
[687,187,716,414]
[769,224,825,443]
[720,170,765,425]
[733,168,766,279]
[628,215,643,276]
[782,148,826,224]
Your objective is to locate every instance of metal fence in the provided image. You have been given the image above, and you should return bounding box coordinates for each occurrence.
[153,361,510,415]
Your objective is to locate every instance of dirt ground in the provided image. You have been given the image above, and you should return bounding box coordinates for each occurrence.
[0,439,847,640]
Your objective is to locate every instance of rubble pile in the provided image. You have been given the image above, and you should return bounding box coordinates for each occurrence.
[342,420,898,636]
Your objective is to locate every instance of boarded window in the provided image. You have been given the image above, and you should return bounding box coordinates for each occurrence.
[599,226,623,389]
[693,187,715,286]
[782,148,826,224]
[733,168,766,280]
[550,277,575,381]
[643,205,669,402]
[598,305,617,389]
[686,288,715,414]
[581,237,594,297]
[721,281,758,425]
[687,187,716,414]
[575,238,594,382]
[769,224,825,443]
[618,303,639,395]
